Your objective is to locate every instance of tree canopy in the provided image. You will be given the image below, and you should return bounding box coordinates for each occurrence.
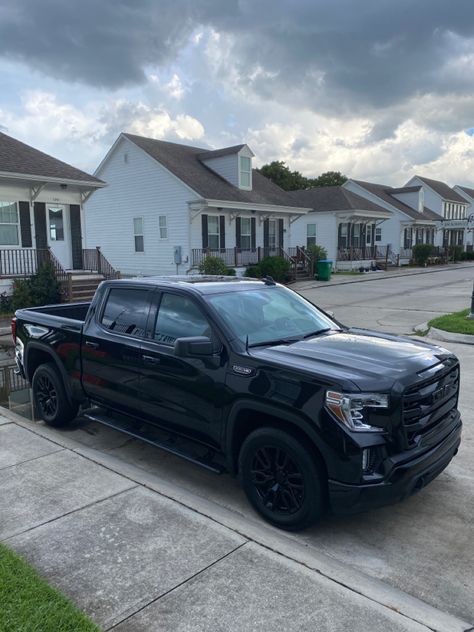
[257,161,347,191]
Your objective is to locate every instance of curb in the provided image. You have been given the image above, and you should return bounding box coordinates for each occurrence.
[413,322,474,345]
[3,408,473,632]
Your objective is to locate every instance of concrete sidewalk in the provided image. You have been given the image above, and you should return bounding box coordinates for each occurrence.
[1,412,472,631]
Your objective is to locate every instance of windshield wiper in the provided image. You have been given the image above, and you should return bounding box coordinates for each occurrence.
[248,336,302,348]
[301,328,335,339]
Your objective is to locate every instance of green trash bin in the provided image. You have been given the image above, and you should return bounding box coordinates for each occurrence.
[316,259,333,281]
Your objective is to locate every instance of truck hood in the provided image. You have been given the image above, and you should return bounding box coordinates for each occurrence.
[249,328,453,391]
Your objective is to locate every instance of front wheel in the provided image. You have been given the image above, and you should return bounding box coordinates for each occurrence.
[32,363,78,427]
[239,427,326,531]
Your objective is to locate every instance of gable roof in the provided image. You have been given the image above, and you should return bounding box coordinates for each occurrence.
[413,176,466,203]
[0,131,104,186]
[286,186,390,215]
[352,180,443,221]
[455,185,474,200]
[123,134,307,209]
[197,144,245,160]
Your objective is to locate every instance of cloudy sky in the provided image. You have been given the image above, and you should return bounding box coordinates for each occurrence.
[1,0,474,185]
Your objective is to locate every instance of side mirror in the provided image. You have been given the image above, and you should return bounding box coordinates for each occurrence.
[174,336,214,357]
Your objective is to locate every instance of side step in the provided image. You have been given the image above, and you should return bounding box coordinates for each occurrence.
[81,408,224,474]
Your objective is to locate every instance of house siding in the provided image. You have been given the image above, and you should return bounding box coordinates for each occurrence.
[85,137,201,276]
[200,154,239,187]
[290,213,338,260]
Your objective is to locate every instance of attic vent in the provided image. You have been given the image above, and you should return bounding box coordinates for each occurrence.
[124,153,128,164]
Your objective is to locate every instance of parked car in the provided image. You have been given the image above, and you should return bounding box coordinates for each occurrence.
[13,276,462,530]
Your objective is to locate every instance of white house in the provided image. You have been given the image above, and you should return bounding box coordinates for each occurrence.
[0,131,106,294]
[405,176,471,249]
[85,134,311,276]
[447,185,474,250]
[343,179,443,263]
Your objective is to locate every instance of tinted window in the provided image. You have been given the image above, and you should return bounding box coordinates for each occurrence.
[101,288,151,337]
[155,293,212,345]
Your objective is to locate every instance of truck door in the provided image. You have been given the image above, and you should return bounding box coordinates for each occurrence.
[139,291,228,447]
[81,285,153,416]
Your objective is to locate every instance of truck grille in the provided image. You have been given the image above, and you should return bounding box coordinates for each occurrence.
[402,361,459,448]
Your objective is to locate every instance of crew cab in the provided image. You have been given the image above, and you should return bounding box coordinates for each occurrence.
[13,276,462,530]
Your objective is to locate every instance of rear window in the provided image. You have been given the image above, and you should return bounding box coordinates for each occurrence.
[101,288,151,337]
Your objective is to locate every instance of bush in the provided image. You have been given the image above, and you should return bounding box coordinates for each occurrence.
[199,255,235,276]
[460,250,474,261]
[257,256,290,282]
[412,243,433,266]
[11,263,61,311]
[0,292,13,314]
[448,245,464,262]
[306,244,328,262]
[245,265,261,278]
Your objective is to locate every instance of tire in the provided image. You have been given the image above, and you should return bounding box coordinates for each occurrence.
[239,427,325,531]
[32,363,78,427]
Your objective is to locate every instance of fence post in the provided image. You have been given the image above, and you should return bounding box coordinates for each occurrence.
[96,246,102,274]
[67,273,73,302]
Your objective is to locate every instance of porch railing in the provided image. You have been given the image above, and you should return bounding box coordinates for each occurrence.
[0,248,52,277]
[81,247,121,279]
[192,247,283,269]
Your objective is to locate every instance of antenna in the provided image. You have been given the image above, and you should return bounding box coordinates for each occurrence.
[263,276,276,286]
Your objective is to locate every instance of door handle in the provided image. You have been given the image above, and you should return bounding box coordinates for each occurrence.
[85,341,100,349]
[142,354,160,365]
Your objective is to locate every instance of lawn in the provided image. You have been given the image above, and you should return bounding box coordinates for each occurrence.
[428,308,474,335]
[0,544,99,632]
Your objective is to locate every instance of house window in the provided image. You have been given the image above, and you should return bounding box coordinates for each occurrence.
[306,224,316,247]
[0,201,19,245]
[415,228,424,244]
[159,215,167,239]
[375,227,382,242]
[240,217,252,250]
[207,216,220,250]
[240,156,251,188]
[49,208,64,241]
[268,220,277,250]
[339,223,348,248]
[134,217,144,252]
[403,227,413,249]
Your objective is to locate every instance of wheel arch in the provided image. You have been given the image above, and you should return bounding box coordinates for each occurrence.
[25,342,74,405]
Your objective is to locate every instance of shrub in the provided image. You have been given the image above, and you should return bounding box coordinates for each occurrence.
[306,244,328,262]
[412,243,433,266]
[11,263,61,311]
[0,292,12,314]
[257,256,290,282]
[199,255,235,276]
[448,245,464,262]
[460,250,474,261]
[245,265,261,278]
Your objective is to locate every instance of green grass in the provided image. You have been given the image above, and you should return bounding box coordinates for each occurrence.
[0,544,100,632]
[428,308,474,335]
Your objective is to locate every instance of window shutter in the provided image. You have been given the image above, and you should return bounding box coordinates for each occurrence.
[19,201,32,247]
[34,202,48,249]
[70,205,83,269]
[251,217,256,250]
[236,217,241,248]
[201,214,208,249]
[278,218,284,249]
[219,215,226,250]
[263,219,269,248]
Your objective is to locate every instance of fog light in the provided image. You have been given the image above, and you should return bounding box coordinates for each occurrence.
[362,448,376,473]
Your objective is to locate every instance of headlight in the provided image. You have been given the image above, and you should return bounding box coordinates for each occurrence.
[325,390,389,432]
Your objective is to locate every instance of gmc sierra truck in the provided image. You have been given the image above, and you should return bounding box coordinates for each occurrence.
[13,276,462,530]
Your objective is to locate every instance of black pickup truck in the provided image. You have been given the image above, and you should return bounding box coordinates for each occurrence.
[13,276,462,530]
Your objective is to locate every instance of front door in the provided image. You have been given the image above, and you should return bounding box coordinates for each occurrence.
[47,206,71,269]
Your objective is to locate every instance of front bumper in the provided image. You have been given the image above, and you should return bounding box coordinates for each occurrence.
[328,417,462,515]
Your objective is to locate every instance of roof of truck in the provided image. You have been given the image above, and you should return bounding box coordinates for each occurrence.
[107,276,280,295]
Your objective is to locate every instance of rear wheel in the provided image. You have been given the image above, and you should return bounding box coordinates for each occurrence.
[239,427,326,531]
[32,363,78,427]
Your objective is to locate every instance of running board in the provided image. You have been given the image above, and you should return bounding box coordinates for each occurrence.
[81,409,224,474]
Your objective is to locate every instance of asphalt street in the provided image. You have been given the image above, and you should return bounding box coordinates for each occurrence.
[2,265,473,629]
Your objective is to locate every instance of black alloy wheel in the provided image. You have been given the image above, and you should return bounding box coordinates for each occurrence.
[32,363,78,427]
[239,427,325,531]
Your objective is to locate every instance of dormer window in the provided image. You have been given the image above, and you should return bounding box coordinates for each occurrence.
[239,156,252,189]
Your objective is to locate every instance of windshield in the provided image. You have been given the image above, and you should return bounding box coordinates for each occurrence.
[205,285,340,346]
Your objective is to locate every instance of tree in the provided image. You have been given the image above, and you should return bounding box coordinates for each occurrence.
[257,161,310,191]
[310,171,347,188]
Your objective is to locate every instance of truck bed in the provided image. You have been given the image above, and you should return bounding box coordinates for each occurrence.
[15,302,91,328]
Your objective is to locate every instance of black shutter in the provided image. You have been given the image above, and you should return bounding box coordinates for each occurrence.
[251,217,256,250]
[219,215,226,250]
[236,217,241,248]
[263,219,269,248]
[278,218,284,249]
[34,202,48,250]
[70,205,83,269]
[201,214,208,249]
[19,201,32,247]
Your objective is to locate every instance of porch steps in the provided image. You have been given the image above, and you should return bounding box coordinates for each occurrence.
[62,272,105,302]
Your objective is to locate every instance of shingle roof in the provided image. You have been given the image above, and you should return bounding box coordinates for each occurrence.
[455,185,474,200]
[352,180,443,221]
[0,131,104,185]
[389,186,421,193]
[123,134,308,208]
[197,145,245,160]
[286,186,390,215]
[414,176,466,203]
